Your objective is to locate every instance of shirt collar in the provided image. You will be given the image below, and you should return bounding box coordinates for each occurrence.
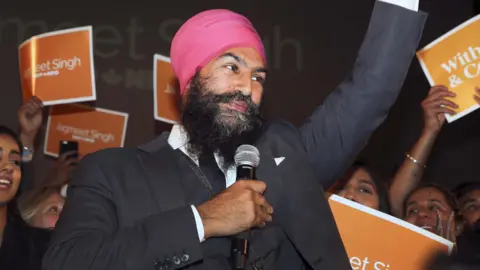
[168,124,189,150]
[167,125,232,174]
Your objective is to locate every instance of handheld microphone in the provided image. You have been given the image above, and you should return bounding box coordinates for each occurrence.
[231,144,260,270]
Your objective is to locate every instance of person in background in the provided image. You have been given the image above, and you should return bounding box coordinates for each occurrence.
[389,86,480,219]
[452,182,480,263]
[454,182,480,231]
[423,182,480,270]
[331,86,456,215]
[331,161,391,213]
[0,125,50,270]
[403,183,462,243]
[16,150,76,229]
[389,85,458,217]
[18,187,65,230]
[43,150,78,189]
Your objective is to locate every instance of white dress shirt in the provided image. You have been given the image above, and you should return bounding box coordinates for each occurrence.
[379,0,419,11]
[169,0,419,242]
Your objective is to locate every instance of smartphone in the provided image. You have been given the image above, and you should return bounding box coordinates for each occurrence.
[59,140,79,159]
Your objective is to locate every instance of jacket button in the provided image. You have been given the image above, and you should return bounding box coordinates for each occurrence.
[164,259,172,268]
[154,260,163,270]
[173,256,181,265]
[181,254,190,262]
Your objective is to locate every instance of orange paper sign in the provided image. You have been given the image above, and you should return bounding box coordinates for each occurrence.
[417,15,480,122]
[153,54,180,124]
[328,195,453,270]
[44,104,128,157]
[18,26,96,106]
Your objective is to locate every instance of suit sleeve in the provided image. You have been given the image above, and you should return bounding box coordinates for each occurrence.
[299,1,427,189]
[42,153,203,270]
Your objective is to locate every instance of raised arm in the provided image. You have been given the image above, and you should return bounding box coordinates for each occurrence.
[18,96,43,190]
[42,151,203,270]
[299,0,426,189]
[389,86,457,217]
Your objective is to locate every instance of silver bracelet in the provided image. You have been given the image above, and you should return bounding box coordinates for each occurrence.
[22,146,34,162]
[406,153,426,168]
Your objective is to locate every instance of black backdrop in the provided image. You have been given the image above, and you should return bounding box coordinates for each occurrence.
[0,0,477,189]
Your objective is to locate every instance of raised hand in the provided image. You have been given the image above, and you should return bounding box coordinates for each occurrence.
[18,96,44,147]
[421,85,457,135]
[43,151,79,188]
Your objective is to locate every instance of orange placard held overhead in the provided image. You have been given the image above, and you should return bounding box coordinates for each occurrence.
[417,14,480,122]
[328,195,454,270]
[18,26,96,106]
[44,104,128,157]
[153,54,181,124]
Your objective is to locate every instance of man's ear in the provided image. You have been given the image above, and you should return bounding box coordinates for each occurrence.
[180,81,192,106]
[184,81,192,94]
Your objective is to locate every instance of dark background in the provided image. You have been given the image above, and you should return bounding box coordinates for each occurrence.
[0,0,478,189]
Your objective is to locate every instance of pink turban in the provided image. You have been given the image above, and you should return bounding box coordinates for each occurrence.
[171,9,266,95]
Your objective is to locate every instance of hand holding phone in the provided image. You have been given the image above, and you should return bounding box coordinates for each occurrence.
[59,140,78,159]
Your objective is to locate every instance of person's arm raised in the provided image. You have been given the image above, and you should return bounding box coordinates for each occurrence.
[42,152,203,270]
[389,85,456,217]
[298,1,426,189]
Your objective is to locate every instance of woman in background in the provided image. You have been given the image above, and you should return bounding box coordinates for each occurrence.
[331,161,391,213]
[333,86,459,217]
[403,183,462,243]
[18,187,65,230]
[0,125,50,270]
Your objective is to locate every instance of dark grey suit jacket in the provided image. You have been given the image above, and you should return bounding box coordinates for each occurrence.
[42,2,427,270]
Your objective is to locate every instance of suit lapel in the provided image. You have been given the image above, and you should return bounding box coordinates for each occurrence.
[136,133,187,212]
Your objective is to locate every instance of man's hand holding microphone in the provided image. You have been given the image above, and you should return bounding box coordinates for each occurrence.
[197,180,274,239]
[196,145,270,269]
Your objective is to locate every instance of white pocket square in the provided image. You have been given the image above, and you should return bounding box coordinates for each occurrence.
[274,157,285,166]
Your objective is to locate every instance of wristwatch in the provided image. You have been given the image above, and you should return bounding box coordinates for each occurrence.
[22,146,34,162]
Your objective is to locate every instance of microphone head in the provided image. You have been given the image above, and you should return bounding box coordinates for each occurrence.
[235,145,260,167]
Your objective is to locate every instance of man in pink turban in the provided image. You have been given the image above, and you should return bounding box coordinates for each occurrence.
[44,1,427,270]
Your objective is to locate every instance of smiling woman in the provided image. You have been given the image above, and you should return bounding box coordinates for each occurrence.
[0,125,50,270]
[403,183,463,243]
[0,126,22,205]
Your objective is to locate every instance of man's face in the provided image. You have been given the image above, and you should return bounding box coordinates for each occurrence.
[181,47,267,163]
[197,47,266,104]
[195,47,266,129]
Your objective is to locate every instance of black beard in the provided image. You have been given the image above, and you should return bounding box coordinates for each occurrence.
[181,74,264,168]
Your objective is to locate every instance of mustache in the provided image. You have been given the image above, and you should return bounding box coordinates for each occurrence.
[212,91,259,110]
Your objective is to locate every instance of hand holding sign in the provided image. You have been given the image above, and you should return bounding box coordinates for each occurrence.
[417,15,480,122]
[421,86,458,135]
[328,195,454,270]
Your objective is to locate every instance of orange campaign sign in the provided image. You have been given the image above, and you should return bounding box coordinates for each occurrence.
[417,14,480,122]
[328,195,454,270]
[18,26,96,106]
[43,104,129,157]
[153,54,181,124]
